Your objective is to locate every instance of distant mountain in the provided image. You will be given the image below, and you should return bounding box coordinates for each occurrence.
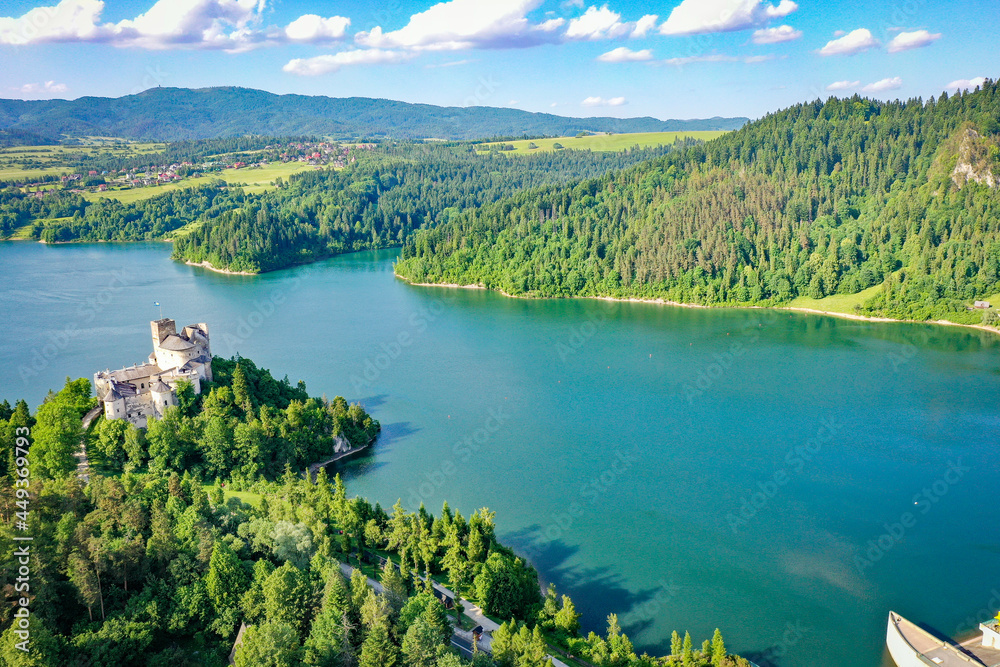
[0,86,748,142]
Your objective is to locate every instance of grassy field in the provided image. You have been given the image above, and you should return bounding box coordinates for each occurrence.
[476,130,728,153]
[200,483,263,508]
[785,284,883,315]
[84,162,319,203]
[0,142,166,181]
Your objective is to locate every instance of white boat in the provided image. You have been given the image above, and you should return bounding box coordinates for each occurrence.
[886,611,1000,667]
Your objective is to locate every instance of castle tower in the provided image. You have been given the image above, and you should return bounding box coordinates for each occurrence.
[151,318,176,347]
[149,377,176,417]
[103,386,126,420]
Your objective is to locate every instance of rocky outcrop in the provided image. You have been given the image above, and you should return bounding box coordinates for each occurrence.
[951,128,999,188]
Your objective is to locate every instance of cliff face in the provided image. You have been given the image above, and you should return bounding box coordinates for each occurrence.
[951,127,999,188]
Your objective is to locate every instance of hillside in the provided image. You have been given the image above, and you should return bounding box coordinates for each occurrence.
[0,86,748,142]
[395,80,1000,324]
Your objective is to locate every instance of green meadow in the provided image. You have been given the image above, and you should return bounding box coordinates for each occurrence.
[84,161,319,203]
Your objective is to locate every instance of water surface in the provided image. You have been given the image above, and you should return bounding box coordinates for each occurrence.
[2,240,999,667]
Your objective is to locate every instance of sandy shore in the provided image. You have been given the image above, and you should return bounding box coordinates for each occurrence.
[403,280,485,290]
[184,260,257,276]
[396,273,1000,336]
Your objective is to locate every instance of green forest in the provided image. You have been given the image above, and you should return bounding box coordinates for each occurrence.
[171,143,687,273]
[0,363,750,666]
[395,81,1000,324]
[0,140,686,267]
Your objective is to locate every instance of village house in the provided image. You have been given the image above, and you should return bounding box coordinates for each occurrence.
[94,318,212,428]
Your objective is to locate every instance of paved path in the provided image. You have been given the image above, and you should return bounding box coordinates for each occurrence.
[75,405,102,484]
[339,562,570,666]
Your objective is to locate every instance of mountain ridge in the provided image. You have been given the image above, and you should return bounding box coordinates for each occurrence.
[0,86,749,142]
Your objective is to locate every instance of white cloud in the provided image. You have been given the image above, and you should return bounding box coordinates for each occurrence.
[886,29,941,53]
[661,53,775,65]
[817,28,879,56]
[861,76,902,93]
[534,17,566,32]
[111,0,271,50]
[15,80,68,95]
[581,95,626,107]
[284,14,350,42]
[660,0,797,36]
[283,48,413,76]
[945,76,987,92]
[597,46,652,62]
[566,6,628,39]
[424,58,477,68]
[0,0,110,45]
[565,6,657,40]
[355,0,557,51]
[752,24,801,44]
[0,0,351,51]
[826,80,859,91]
[632,14,658,37]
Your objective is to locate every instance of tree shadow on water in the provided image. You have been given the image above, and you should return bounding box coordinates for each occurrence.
[354,393,390,409]
[372,421,419,452]
[502,524,669,641]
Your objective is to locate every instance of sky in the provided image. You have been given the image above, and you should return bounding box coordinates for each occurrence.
[0,0,995,121]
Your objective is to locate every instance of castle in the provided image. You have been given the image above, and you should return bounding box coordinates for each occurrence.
[94,318,213,428]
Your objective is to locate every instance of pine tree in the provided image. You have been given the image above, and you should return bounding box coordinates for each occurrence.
[711,628,727,665]
[359,619,398,667]
[206,540,250,612]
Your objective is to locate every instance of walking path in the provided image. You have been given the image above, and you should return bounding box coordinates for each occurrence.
[338,561,570,666]
[75,405,102,484]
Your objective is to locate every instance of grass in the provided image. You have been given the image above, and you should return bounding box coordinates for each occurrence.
[786,284,883,315]
[10,223,37,239]
[83,162,319,203]
[476,131,728,154]
[0,142,166,182]
[200,483,263,508]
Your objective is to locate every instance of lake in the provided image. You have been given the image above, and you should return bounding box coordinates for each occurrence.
[2,240,999,667]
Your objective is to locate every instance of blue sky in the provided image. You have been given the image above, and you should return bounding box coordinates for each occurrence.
[0,0,995,120]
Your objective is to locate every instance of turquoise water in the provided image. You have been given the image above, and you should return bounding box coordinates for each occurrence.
[2,241,1000,667]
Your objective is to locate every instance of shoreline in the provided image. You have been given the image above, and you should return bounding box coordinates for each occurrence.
[403,280,485,290]
[394,272,1000,337]
[183,260,257,276]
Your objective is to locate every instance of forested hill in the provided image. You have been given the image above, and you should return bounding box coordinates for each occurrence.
[395,81,1000,324]
[0,86,748,142]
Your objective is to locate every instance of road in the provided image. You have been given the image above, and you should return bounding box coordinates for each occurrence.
[339,562,571,666]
